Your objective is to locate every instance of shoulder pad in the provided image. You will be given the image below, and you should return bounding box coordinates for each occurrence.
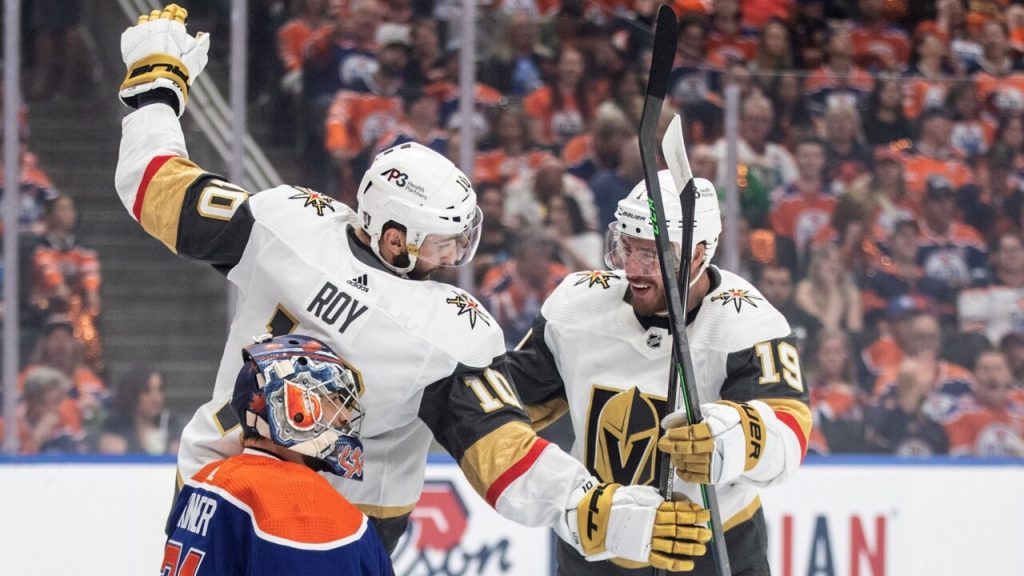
[693,268,791,350]
[422,284,506,368]
[541,270,628,324]
[248,185,357,224]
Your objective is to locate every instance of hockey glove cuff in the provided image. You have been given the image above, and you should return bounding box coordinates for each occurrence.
[119,4,209,117]
[658,400,767,485]
[564,481,711,571]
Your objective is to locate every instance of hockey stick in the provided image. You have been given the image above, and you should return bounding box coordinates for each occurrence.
[638,7,731,576]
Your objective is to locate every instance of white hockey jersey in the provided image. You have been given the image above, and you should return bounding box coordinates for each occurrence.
[505,266,812,530]
[115,104,594,550]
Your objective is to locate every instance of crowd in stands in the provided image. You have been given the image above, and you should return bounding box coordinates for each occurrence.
[7,0,1024,458]
[0,1,183,453]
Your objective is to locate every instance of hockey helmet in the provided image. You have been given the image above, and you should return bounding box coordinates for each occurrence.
[605,169,720,279]
[231,334,365,479]
[357,142,482,275]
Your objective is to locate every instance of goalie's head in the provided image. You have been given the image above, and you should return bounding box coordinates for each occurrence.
[605,170,721,279]
[231,334,365,479]
[357,142,482,277]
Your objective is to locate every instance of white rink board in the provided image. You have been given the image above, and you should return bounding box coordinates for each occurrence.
[1,457,1022,575]
[759,460,1024,576]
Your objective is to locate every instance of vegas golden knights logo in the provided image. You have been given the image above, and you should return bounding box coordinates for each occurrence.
[585,385,667,486]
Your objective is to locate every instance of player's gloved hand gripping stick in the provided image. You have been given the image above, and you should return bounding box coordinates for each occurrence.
[639,6,732,576]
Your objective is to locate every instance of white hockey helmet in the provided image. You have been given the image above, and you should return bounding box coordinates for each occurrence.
[605,170,721,277]
[357,142,482,275]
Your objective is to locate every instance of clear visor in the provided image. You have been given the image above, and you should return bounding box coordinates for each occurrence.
[415,206,483,268]
[604,223,678,275]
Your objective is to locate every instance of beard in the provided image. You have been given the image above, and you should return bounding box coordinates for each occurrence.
[627,275,668,316]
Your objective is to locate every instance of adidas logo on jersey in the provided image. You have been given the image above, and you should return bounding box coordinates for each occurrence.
[347,274,369,293]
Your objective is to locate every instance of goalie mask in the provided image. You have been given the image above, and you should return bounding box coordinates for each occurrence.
[605,170,721,281]
[231,334,365,479]
[357,142,483,275]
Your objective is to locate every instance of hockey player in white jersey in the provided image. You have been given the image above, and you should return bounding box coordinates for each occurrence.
[114,4,712,571]
[504,171,813,575]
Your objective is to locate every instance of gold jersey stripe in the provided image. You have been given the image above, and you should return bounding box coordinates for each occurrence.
[460,420,539,500]
[138,156,204,252]
[762,397,813,438]
[354,502,417,518]
[526,397,569,432]
[724,495,762,532]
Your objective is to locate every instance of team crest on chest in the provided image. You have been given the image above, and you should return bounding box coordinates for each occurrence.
[710,287,763,313]
[585,385,667,486]
[573,270,620,289]
[289,187,335,216]
[446,291,491,329]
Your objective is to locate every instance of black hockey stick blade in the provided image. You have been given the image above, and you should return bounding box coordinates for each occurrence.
[638,7,732,576]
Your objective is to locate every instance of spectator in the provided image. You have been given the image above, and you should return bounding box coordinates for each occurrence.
[795,242,864,334]
[477,11,549,96]
[750,17,795,86]
[1000,331,1024,385]
[901,107,975,204]
[480,232,569,347]
[804,26,874,115]
[871,311,975,423]
[862,218,928,324]
[861,74,913,146]
[504,156,597,232]
[916,175,988,318]
[472,181,514,285]
[705,0,759,67]
[863,349,952,455]
[945,350,1024,456]
[524,46,598,150]
[276,0,332,98]
[17,366,83,454]
[756,262,822,352]
[770,137,837,271]
[766,72,815,152]
[902,23,956,121]
[807,330,868,454]
[852,147,915,239]
[989,113,1024,170]
[589,135,643,232]
[300,0,383,191]
[21,316,108,436]
[850,0,911,70]
[562,102,633,185]
[96,366,183,455]
[946,81,994,160]
[959,232,1024,344]
[969,19,1024,120]
[406,17,445,88]
[822,102,873,190]
[371,86,448,157]
[429,46,504,141]
[0,147,58,237]
[544,193,603,271]
[667,14,724,145]
[30,193,103,373]
[324,23,410,202]
[714,93,798,192]
[475,104,548,185]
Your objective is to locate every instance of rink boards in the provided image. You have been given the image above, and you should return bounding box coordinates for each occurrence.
[1,454,1021,576]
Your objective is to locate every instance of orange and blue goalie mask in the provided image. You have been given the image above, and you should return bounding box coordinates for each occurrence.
[234,335,365,480]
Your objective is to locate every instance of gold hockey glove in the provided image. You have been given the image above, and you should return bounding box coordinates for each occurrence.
[119,4,210,117]
[569,481,711,571]
[658,400,766,485]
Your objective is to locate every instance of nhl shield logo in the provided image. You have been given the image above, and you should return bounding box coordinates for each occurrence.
[646,332,662,349]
